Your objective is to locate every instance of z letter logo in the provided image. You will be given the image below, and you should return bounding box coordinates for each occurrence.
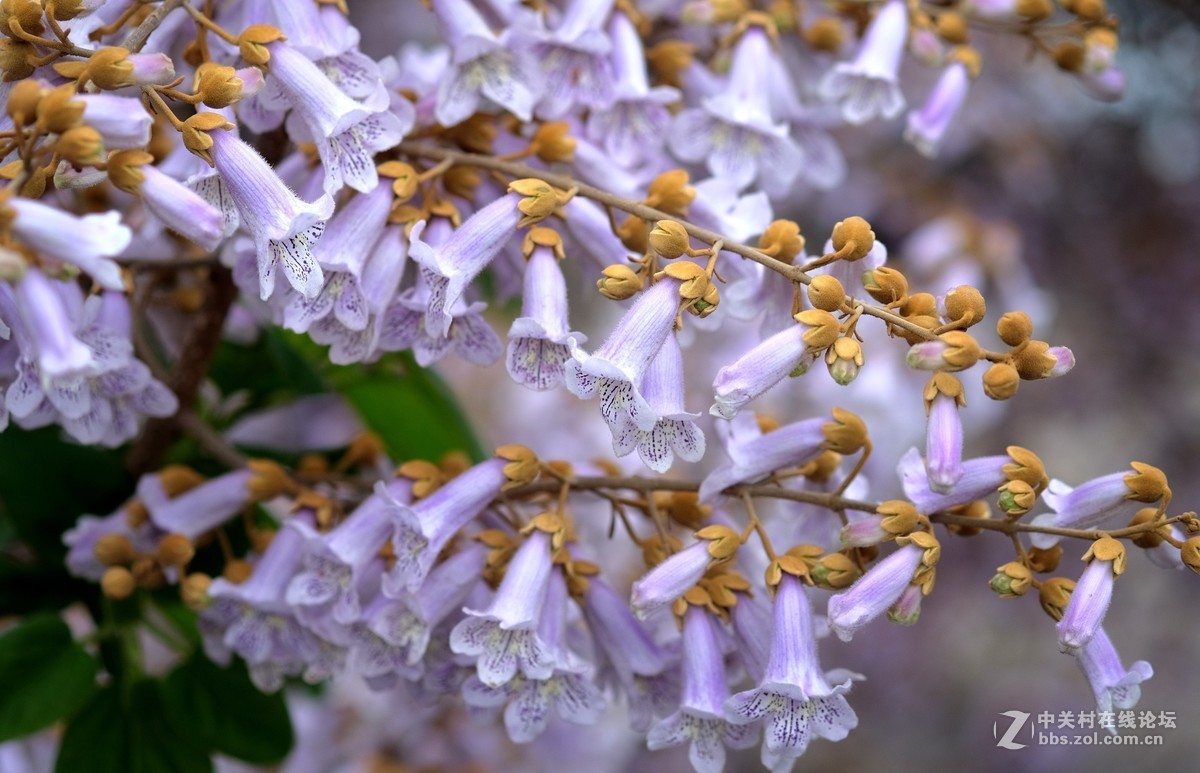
[994,710,1031,750]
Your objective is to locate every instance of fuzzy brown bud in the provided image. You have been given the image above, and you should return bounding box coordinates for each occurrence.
[807,274,845,312]
[644,169,695,216]
[997,479,1036,517]
[830,216,875,261]
[1039,576,1075,621]
[758,219,805,263]
[94,534,136,566]
[1027,545,1062,573]
[180,112,235,166]
[983,362,1020,401]
[529,121,575,163]
[181,573,212,609]
[1128,507,1167,550]
[804,17,843,52]
[5,78,40,124]
[990,562,1032,598]
[101,566,136,600]
[822,407,868,455]
[935,12,969,44]
[0,38,35,81]
[194,62,245,108]
[238,25,286,67]
[862,267,908,305]
[1017,0,1053,21]
[942,285,986,327]
[1181,537,1200,576]
[648,220,691,259]
[996,311,1033,346]
[597,264,644,300]
[155,533,195,567]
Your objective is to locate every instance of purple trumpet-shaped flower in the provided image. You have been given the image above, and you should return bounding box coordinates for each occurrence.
[728,591,772,685]
[409,194,519,337]
[77,94,153,149]
[1057,541,1123,654]
[1029,466,1166,550]
[263,40,407,194]
[565,278,681,436]
[283,182,392,334]
[200,522,325,692]
[126,164,225,252]
[898,447,1008,513]
[820,0,908,125]
[827,540,927,642]
[462,570,606,742]
[630,540,713,619]
[529,0,616,119]
[208,128,333,300]
[726,576,858,770]
[670,27,802,190]
[582,577,675,732]
[6,198,131,290]
[506,241,585,391]
[1074,627,1153,719]
[143,469,252,539]
[710,312,838,420]
[618,334,704,473]
[585,12,678,167]
[450,529,558,687]
[378,268,503,367]
[647,605,757,773]
[924,387,964,494]
[352,543,487,683]
[286,480,414,625]
[383,458,508,595]
[698,417,828,503]
[905,57,973,157]
[308,223,409,364]
[430,0,542,125]
[9,270,94,379]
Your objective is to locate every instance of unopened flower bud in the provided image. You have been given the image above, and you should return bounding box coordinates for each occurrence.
[941,285,986,327]
[990,562,1032,598]
[811,553,858,589]
[246,459,290,500]
[759,219,805,263]
[689,281,720,317]
[907,331,982,372]
[101,566,136,600]
[597,264,644,300]
[223,559,253,583]
[862,266,908,305]
[1017,0,1053,21]
[998,479,1036,517]
[238,24,286,67]
[1039,576,1075,621]
[822,407,868,455]
[5,79,40,124]
[1011,340,1057,379]
[1004,446,1049,493]
[159,465,206,497]
[646,40,695,88]
[830,216,875,261]
[378,160,419,201]
[94,534,136,566]
[181,573,212,609]
[1123,462,1169,503]
[194,62,244,108]
[55,126,104,166]
[825,336,864,386]
[648,220,691,259]
[660,260,709,299]
[155,533,195,566]
[794,308,842,350]
[901,292,938,318]
[997,310,1033,346]
[0,38,35,81]
[529,121,575,163]
[508,178,563,227]
[1181,537,1200,576]
[180,112,234,166]
[1028,545,1062,573]
[877,500,920,536]
[497,444,540,490]
[1070,0,1107,21]
[106,149,152,194]
[1128,507,1167,549]
[1052,42,1085,72]
[983,362,1020,400]
[644,169,695,216]
[804,17,844,51]
[935,11,969,44]
[807,274,845,312]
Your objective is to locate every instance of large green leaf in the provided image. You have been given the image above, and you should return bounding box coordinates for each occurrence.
[162,656,293,765]
[343,364,485,463]
[0,615,96,742]
[55,681,212,773]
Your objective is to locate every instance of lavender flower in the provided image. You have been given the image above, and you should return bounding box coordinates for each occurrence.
[923,377,965,494]
[1057,538,1125,654]
[1029,465,1168,550]
[383,457,508,595]
[726,575,858,769]
[905,54,974,157]
[898,447,1008,513]
[621,334,705,473]
[698,417,828,503]
[449,529,557,687]
[670,27,802,190]
[5,198,131,290]
[710,311,840,420]
[826,533,938,642]
[647,605,757,773]
[1074,627,1153,719]
[820,0,908,125]
[630,540,713,619]
[506,237,585,390]
[528,0,616,119]
[208,127,333,300]
[565,278,681,438]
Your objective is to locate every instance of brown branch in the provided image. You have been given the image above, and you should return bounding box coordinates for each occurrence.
[395,141,939,342]
[126,265,237,474]
[122,0,186,53]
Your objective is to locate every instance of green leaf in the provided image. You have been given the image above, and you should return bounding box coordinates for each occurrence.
[56,682,213,773]
[0,427,131,563]
[162,656,293,765]
[208,327,328,403]
[343,363,486,463]
[0,615,96,742]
